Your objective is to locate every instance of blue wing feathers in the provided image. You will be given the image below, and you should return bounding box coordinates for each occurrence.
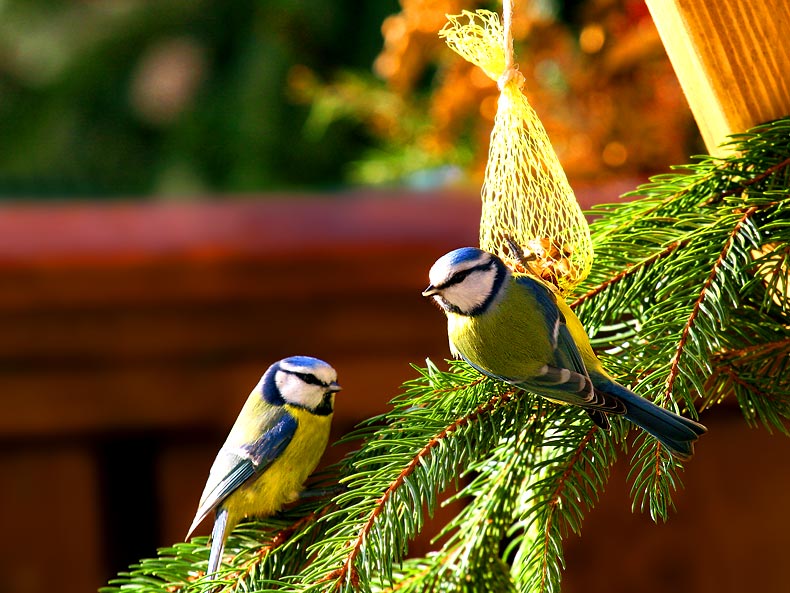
[188,454,255,538]
[211,412,297,508]
[191,411,298,579]
[514,275,562,346]
[514,276,588,377]
[245,413,297,467]
[553,324,588,376]
[187,410,298,538]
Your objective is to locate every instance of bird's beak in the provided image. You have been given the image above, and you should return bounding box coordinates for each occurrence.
[328,382,342,393]
[422,285,439,297]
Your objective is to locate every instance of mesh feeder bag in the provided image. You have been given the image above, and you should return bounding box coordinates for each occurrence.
[440,10,593,293]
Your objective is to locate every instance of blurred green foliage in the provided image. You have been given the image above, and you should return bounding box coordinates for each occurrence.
[0,0,398,198]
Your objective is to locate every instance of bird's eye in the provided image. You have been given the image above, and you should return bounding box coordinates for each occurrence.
[449,269,472,284]
[291,371,327,387]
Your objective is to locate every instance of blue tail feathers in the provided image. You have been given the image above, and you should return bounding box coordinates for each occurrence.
[594,378,707,460]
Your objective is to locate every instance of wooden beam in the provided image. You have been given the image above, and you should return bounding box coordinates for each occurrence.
[647,0,790,155]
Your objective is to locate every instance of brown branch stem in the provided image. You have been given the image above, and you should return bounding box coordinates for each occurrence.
[570,240,686,309]
[718,156,790,199]
[574,153,787,310]
[539,427,598,591]
[712,337,790,362]
[325,389,519,591]
[663,206,760,401]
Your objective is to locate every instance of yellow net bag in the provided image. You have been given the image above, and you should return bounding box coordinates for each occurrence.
[440,10,593,293]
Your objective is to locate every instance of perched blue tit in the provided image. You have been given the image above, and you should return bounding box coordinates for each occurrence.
[187,356,342,577]
[422,247,706,459]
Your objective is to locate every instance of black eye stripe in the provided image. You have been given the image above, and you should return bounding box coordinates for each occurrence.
[287,370,328,387]
[436,262,491,289]
[450,269,472,283]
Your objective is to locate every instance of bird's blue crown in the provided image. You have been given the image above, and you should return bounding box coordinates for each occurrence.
[280,355,327,370]
[444,247,489,267]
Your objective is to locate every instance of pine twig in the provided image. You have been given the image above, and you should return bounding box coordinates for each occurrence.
[323,388,518,591]
[663,205,759,402]
[716,155,790,200]
[538,427,598,592]
[570,240,686,309]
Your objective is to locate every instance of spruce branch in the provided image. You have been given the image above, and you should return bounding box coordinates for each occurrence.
[627,434,683,523]
[715,156,790,200]
[322,386,522,591]
[663,205,760,404]
[533,427,600,593]
[508,418,620,593]
[296,361,536,593]
[432,404,549,582]
[105,118,790,593]
[570,239,686,309]
[574,119,790,520]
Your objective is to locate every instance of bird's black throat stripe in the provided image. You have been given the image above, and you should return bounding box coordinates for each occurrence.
[285,391,334,416]
[312,392,335,416]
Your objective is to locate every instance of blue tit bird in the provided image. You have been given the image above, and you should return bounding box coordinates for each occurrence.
[422,247,706,459]
[186,356,342,577]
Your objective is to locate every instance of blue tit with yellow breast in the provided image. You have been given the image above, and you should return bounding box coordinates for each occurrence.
[187,356,342,577]
[422,247,706,459]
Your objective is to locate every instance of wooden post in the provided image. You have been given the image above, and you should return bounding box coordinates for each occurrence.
[646,0,790,155]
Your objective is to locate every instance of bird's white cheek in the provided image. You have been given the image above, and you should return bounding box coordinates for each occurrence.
[287,385,325,409]
[441,283,488,314]
[275,372,301,398]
